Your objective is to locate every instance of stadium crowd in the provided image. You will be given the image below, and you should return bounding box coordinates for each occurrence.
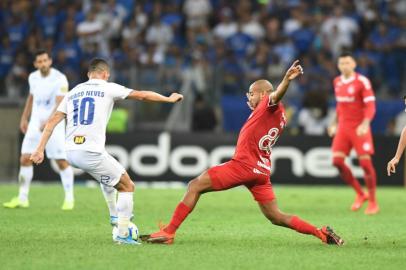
[0,0,405,133]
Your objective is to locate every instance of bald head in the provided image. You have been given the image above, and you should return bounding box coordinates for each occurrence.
[249,79,274,94]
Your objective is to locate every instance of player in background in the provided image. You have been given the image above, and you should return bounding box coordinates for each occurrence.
[30,58,183,245]
[328,52,379,215]
[387,96,406,176]
[143,61,344,246]
[3,50,75,210]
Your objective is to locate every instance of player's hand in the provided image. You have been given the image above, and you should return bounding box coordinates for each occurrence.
[168,93,183,103]
[387,157,399,176]
[30,150,44,165]
[356,121,369,136]
[20,118,28,134]
[284,60,304,81]
[327,124,336,137]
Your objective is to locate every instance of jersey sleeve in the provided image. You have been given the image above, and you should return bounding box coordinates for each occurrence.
[57,74,69,96]
[57,96,68,114]
[359,75,376,120]
[109,83,133,100]
[28,73,34,94]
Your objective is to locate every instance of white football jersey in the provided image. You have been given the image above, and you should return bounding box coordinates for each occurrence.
[57,79,132,153]
[29,68,69,124]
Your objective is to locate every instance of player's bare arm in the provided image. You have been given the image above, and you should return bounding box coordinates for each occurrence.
[30,111,66,165]
[387,126,406,176]
[270,60,303,105]
[20,94,33,134]
[40,95,65,131]
[127,90,183,103]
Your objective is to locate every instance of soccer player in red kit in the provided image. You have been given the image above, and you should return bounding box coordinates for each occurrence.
[143,61,344,246]
[328,52,379,215]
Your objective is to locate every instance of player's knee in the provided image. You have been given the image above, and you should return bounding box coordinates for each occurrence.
[268,213,283,226]
[332,157,345,169]
[359,159,373,173]
[56,159,69,170]
[20,155,32,166]
[187,178,202,194]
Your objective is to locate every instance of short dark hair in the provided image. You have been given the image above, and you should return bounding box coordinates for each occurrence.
[34,49,50,59]
[339,51,354,58]
[403,95,406,100]
[88,58,110,73]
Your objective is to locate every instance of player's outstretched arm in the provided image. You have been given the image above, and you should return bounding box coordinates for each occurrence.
[30,111,66,165]
[270,60,303,105]
[127,90,183,103]
[387,126,406,176]
[20,94,33,134]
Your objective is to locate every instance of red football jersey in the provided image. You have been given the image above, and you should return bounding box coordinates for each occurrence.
[232,95,286,174]
[333,73,376,127]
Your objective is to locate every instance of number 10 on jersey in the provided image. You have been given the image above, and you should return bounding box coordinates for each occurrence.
[72,97,95,126]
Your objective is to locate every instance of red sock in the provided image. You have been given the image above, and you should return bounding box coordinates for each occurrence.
[333,157,364,195]
[289,216,320,239]
[164,202,192,234]
[359,159,377,203]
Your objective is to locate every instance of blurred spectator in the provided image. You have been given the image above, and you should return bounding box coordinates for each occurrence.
[183,0,212,29]
[6,52,29,98]
[213,8,237,40]
[146,16,174,51]
[297,91,331,136]
[321,7,359,57]
[192,94,218,131]
[0,35,15,95]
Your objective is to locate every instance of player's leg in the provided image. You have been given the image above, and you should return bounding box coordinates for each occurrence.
[353,130,378,214]
[332,131,365,198]
[146,170,213,244]
[358,155,379,215]
[47,123,75,210]
[3,127,38,208]
[3,154,33,208]
[113,172,137,242]
[258,199,344,245]
[55,159,75,210]
[100,183,118,225]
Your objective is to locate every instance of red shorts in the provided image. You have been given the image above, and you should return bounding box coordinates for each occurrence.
[207,159,275,203]
[332,126,374,156]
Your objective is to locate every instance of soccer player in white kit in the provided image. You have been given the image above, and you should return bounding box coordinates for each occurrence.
[30,58,183,245]
[3,50,75,210]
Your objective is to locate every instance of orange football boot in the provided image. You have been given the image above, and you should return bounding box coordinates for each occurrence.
[364,201,379,215]
[145,223,175,244]
[318,226,344,246]
[351,193,368,211]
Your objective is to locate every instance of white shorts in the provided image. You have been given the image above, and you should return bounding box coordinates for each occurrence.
[66,150,125,187]
[21,120,66,159]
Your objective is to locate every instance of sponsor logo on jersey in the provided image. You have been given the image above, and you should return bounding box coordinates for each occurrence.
[73,136,86,144]
[347,86,355,94]
[336,96,355,102]
[60,86,68,93]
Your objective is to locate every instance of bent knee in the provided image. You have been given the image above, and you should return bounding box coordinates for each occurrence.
[20,155,32,166]
[332,157,345,168]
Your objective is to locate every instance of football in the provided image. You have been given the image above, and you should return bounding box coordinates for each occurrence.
[112,222,139,241]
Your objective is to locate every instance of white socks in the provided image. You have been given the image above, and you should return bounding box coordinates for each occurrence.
[18,166,34,202]
[60,166,74,202]
[116,192,134,238]
[100,183,118,217]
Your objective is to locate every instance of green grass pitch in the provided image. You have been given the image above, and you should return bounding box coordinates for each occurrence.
[1,184,406,270]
